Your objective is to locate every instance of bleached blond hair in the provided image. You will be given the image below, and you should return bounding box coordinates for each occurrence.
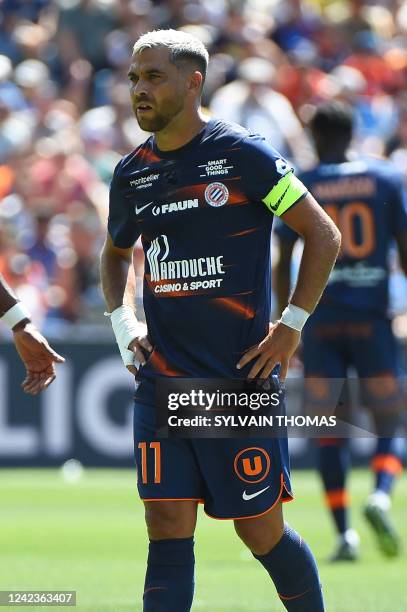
[133,29,209,83]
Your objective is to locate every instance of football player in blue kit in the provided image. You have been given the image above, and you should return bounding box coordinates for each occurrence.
[100,30,340,611]
[275,101,407,561]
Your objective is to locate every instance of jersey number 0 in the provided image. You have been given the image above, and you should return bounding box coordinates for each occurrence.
[325,201,375,259]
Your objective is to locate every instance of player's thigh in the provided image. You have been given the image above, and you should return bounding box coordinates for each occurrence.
[302,318,347,379]
[350,317,399,378]
[351,318,403,431]
[134,400,204,504]
[193,435,293,521]
[144,500,198,540]
[303,320,347,415]
[234,500,284,555]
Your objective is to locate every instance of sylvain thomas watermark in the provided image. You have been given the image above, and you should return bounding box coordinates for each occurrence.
[167,413,337,428]
[153,376,406,439]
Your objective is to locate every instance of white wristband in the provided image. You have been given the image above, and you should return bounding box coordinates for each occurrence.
[105,305,146,367]
[279,304,310,332]
[1,302,31,330]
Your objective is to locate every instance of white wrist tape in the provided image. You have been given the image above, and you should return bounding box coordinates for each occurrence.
[105,305,145,367]
[279,304,310,332]
[1,302,31,330]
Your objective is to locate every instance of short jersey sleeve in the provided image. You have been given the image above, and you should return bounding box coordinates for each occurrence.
[108,160,140,248]
[240,133,308,216]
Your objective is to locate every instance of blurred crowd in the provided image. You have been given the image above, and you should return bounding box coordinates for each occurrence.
[1,0,407,337]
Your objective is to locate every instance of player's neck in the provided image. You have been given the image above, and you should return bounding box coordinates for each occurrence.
[319,151,349,164]
[154,109,208,152]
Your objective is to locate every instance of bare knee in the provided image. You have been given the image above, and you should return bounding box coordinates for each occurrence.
[234,502,284,555]
[145,501,197,540]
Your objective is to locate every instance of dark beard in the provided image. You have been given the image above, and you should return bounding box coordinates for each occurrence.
[134,94,184,133]
[136,110,172,132]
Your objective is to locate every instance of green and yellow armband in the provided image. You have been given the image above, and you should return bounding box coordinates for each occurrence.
[262,171,307,217]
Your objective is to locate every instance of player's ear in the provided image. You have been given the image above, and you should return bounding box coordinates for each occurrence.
[188,70,203,94]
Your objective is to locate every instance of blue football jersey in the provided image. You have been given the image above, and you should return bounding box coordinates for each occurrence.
[276,158,407,315]
[108,118,307,380]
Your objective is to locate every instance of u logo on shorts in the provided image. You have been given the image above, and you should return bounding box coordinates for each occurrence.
[233,447,271,484]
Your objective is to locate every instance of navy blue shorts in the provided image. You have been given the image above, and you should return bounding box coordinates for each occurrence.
[133,390,293,520]
[303,309,403,410]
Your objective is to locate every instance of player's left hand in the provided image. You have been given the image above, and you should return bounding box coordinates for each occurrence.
[127,329,153,376]
[13,323,65,395]
[236,321,301,381]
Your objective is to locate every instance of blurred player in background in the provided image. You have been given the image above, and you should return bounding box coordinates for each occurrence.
[275,101,407,561]
[101,29,340,612]
[0,274,65,394]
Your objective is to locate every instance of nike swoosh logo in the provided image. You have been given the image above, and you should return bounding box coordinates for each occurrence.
[135,201,154,214]
[242,486,270,501]
[269,184,290,211]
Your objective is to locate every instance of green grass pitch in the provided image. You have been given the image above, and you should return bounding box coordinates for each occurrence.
[0,469,406,611]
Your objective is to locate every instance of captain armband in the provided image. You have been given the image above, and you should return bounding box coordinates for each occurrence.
[262,172,307,217]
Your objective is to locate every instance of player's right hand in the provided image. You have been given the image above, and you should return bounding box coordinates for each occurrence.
[236,321,301,381]
[127,329,153,376]
[13,323,65,395]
